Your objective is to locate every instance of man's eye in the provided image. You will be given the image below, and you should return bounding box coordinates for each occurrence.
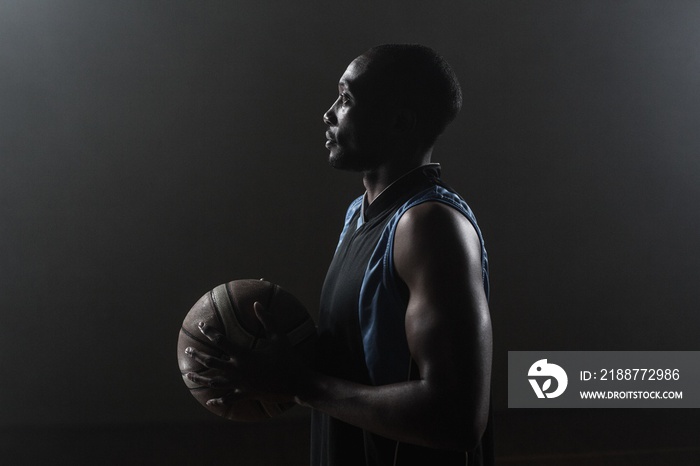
[340,93,350,105]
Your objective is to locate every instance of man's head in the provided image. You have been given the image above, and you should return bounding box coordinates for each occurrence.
[324,44,462,171]
[360,44,463,146]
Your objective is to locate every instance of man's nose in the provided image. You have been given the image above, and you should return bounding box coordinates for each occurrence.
[323,105,336,126]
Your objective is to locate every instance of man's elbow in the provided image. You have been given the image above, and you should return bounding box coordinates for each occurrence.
[462,418,488,452]
[444,418,488,452]
[423,406,488,451]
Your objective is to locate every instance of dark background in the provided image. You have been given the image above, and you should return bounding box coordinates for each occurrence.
[1,0,699,464]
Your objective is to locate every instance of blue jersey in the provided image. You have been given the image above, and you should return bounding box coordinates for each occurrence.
[311,164,491,466]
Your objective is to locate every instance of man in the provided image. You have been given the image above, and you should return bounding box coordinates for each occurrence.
[186,44,493,466]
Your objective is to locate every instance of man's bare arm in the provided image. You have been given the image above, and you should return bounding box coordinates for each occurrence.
[186,201,491,450]
[295,201,492,451]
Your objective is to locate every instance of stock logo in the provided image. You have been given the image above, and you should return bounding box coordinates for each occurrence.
[528,359,568,398]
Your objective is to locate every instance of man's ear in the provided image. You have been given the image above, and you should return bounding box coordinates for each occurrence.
[393,108,417,133]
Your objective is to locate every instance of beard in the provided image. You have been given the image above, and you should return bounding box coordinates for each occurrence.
[327,145,385,172]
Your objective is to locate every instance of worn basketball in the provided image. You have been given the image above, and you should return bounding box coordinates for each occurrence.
[177,279,317,421]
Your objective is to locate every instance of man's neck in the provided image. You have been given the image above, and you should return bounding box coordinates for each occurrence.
[362,150,433,204]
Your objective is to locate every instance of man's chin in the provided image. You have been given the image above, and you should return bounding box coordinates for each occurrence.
[328,153,351,170]
[328,151,372,172]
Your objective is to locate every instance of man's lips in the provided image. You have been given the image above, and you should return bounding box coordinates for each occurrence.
[325,131,337,147]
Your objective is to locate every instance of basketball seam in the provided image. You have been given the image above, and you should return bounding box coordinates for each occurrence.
[249,281,276,350]
[256,400,274,418]
[225,282,254,351]
[264,282,277,316]
[223,283,237,330]
[179,326,222,354]
[210,289,226,330]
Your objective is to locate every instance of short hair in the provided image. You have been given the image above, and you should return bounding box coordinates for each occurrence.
[361,44,463,146]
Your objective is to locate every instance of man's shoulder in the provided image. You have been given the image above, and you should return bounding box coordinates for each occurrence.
[399,200,477,241]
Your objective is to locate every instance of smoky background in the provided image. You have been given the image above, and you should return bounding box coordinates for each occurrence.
[1,1,699,462]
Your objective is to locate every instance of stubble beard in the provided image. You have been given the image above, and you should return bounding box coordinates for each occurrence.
[327,146,383,173]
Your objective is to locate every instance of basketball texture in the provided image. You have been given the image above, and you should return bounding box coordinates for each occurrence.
[177,279,317,421]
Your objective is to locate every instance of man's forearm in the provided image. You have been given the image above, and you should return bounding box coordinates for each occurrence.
[295,371,486,451]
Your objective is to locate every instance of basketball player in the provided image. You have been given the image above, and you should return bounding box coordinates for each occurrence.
[186,44,493,466]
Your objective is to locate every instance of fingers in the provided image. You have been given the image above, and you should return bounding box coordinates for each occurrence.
[205,389,249,407]
[185,346,232,371]
[185,371,233,389]
[196,321,241,355]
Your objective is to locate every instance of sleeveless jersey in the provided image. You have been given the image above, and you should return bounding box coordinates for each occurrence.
[311,164,492,466]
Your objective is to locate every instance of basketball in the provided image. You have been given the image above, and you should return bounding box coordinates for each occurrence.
[177,279,317,421]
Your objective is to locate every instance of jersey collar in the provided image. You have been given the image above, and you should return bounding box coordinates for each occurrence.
[361,163,441,223]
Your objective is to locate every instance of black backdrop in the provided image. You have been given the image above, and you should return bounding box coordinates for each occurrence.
[1,0,699,429]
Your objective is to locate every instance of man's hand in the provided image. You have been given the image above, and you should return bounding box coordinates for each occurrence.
[184,301,311,406]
